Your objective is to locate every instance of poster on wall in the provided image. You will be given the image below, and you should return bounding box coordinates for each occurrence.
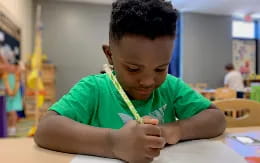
[0,10,21,64]
[232,39,256,79]
[0,28,20,64]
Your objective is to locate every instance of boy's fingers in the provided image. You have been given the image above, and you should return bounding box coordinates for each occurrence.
[146,147,161,158]
[142,124,161,136]
[146,136,166,148]
[143,117,159,125]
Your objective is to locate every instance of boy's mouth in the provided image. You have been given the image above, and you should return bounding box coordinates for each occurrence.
[135,88,153,96]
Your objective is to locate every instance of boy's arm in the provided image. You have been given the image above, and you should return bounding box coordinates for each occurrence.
[160,105,226,144]
[34,111,114,157]
[34,111,165,163]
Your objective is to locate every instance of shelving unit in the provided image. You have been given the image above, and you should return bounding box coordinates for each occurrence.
[24,63,56,118]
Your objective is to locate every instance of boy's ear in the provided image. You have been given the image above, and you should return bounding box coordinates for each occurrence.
[102,45,113,65]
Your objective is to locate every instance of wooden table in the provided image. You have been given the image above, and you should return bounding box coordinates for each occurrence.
[1,127,260,163]
[200,89,216,100]
[199,89,251,100]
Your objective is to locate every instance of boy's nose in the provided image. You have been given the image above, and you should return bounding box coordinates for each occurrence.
[139,76,155,88]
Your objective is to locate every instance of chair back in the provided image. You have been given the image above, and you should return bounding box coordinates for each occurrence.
[215,87,236,100]
[195,83,208,90]
[214,99,260,127]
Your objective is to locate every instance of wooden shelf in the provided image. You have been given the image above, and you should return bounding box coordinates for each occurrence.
[245,79,260,87]
[24,63,56,118]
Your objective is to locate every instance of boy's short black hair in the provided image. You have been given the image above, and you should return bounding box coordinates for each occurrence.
[109,0,178,41]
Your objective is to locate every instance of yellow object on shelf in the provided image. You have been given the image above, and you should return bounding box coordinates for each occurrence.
[249,74,260,80]
[27,126,37,137]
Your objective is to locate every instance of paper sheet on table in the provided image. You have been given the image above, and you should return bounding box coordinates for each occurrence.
[71,140,247,163]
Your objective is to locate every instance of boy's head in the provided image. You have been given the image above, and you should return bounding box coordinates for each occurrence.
[103,0,178,100]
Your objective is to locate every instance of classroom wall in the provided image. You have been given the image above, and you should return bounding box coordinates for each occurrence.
[0,0,33,61]
[36,0,110,98]
[181,13,233,88]
[36,0,235,96]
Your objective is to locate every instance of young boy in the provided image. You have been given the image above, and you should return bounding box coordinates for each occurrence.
[34,0,226,163]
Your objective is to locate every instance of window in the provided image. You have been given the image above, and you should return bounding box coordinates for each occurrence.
[232,20,255,39]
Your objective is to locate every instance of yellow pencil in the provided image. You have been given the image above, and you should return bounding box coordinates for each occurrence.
[103,64,143,124]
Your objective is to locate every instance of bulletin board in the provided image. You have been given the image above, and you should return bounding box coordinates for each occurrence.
[0,10,21,64]
[232,39,256,78]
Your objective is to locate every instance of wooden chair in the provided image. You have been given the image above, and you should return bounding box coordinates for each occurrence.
[215,87,236,100]
[191,83,208,93]
[195,83,208,90]
[214,99,260,127]
[189,83,195,89]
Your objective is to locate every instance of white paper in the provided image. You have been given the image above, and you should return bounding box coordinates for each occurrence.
[71,155,123,163]
[71,140,247,163]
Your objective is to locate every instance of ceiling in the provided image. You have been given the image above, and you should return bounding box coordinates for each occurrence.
[55,0,260,19]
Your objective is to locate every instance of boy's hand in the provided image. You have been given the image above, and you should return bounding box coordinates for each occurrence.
[109,120,166,163]
[142,116,159,125]
[159,123,181,145]
[143,116,181,145]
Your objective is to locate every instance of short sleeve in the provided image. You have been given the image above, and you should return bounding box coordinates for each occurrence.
[49,76,98,124]
[168,77,211,120]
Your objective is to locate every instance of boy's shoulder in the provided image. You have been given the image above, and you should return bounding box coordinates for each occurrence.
[76,74,110,89]
[161,74,181,87]
[159,74,192,94]
[165,74,179,81]
[78,73,109,87]
[81,73,108,82]
[68,73,110,97]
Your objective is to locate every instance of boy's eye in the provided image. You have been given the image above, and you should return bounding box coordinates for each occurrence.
[127,67,140,72]
[155,68,166,72]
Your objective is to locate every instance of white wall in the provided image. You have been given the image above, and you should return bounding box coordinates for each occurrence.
[0,0,33,61]
[38,0,110,97]
[182,13,233,88]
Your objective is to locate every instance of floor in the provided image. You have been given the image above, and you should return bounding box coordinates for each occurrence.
[16,118,34,137]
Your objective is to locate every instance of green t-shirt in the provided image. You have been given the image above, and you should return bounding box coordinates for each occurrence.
[50,74,211,129]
